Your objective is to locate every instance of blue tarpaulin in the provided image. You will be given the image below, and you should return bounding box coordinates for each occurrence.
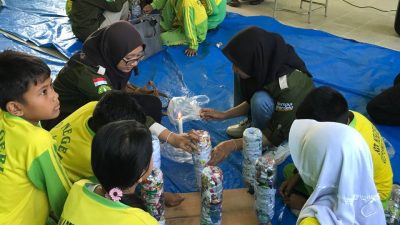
[0,33,66,79]
[0,7,82,57]
[0,3,399,223]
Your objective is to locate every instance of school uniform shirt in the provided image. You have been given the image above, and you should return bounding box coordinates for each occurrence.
[152,0,208,50]
[0,111,71,225]
[69,0,128,41]
[50,102,158,183]
[53,60,113,117]
[262,70,315,146]
[200,0,226,29]
[299,218,320,225]
[59,179,158,225]
[349,111,393,201]
[50,102,97,183]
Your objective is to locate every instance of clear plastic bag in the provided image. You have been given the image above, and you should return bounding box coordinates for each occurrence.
[160,142,194,164]
[167,95,209,125]
[383,136,396,159]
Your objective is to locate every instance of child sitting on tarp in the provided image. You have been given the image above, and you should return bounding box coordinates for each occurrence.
[143,0,208,56]
[0,50,71,224]
[289,119,385,225]
[280,86,393,213]
[367,73,400,125]
[59,120,158,225]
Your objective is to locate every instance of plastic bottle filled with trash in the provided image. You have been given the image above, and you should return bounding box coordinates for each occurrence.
[131,0,141,19]
[243,127,263,194]
[201,166,224,225]
[152,135,161,169]
[386,184,400,225]
[254,154,276,225]
[383,136,396,159]
[192,130,212,191]
[141,168,165,225]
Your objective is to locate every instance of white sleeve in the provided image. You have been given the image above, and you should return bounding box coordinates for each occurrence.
[149,122,167,137]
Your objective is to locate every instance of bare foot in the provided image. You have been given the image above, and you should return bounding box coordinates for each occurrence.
[164,192,185,207]
[283,193,307,210]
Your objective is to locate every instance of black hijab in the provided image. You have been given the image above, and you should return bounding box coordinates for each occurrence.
[222,26,311,101]
[71,21,145,90]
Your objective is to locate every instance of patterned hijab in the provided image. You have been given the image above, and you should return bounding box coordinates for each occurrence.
[71,21,144,90]
[289,119,385,225]
[222,26,311,101]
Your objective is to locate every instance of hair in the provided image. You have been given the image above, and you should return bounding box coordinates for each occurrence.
[0,50,51,110]
[296,86,349,124]
[90,90,146,132]
[91,120,153,207]
[394,73,400,86]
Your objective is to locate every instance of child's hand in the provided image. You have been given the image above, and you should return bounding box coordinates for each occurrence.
[185,48,197,57]
[207,140,236,166]
[200,108,226,120]
[279,173,301,198]
[143,4,153,14]
[169,132,199,153]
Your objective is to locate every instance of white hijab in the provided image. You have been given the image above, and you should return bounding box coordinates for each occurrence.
[289,119,385,225]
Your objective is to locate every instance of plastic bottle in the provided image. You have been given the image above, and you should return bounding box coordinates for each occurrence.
[254,155,276,225]
[386,184,400,225]
[383,136,396,159]
[131,0,141,19]
[242,127,263,194]
[200,166,223,225]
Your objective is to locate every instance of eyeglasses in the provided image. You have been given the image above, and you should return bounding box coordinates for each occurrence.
[122,53,145,65]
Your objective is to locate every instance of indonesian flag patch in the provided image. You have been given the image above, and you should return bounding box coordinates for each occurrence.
[93,77,108,87]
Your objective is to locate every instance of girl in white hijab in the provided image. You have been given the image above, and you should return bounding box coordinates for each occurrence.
[289,119,385,225]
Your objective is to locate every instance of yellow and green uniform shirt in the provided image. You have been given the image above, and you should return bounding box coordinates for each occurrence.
[152,0,208,50]
[0,111,71,225]
[349,111,393,201]
[66,0,72,16]
[300,217,320,225]
[200,0,226,29]
[50,102,156,183]
[50,102,97,183]
[59,179,158,225]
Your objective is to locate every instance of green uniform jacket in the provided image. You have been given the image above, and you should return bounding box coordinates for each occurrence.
[69,0,127,41]
[53,60,155,126]
[53,60,113,116]
[262,70,314,146]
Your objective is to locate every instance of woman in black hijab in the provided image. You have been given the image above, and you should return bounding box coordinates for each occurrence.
[201,26,315,166]
[42,21,161,129]
[43,21,200,207]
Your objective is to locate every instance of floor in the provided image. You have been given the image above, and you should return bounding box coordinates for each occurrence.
[226,0,400,51]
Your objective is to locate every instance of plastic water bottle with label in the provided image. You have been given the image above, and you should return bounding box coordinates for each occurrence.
[131,0,142,19]
[386,184,400,225]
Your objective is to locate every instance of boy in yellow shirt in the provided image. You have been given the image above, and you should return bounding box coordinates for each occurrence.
[0,50,71,224]
[280,86,393,213]
[50,90,199,206]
